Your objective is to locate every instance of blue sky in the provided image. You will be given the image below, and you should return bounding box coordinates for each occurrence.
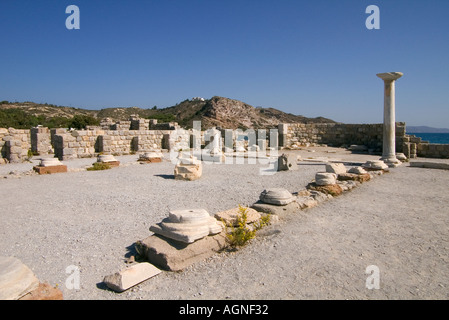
[0,0,448,128]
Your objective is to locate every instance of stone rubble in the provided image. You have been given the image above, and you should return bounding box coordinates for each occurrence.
[103,262,161,293]
[325,163,347,175]
[0,256,62,300]
[174,153,202,181]
[277,153,298,171]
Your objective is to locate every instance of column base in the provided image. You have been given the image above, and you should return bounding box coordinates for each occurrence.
[380,157,402,168]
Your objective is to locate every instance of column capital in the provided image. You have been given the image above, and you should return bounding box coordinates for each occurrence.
[376,72,403,82]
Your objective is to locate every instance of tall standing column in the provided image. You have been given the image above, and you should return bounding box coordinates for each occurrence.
[376,72,403,167]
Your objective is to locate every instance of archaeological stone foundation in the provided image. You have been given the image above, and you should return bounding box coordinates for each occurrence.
[1,116,448,164]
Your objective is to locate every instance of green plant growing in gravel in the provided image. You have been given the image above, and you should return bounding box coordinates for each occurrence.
[223,205,271,249]
[253,213,271,231]
[87,162,111,171]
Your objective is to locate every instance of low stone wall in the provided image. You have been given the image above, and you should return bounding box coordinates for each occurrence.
[417,143,449,158]
[54,129,172,160]
[0,128,31,163]
[1,120,449,163]
[54,129,105,160]
[100,130,168,156]
[281,122,407,154]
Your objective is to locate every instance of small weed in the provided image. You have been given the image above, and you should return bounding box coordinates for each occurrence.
[87,162,111,171]
[222,205,271,249]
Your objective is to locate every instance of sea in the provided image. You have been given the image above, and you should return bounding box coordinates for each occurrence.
[406,133,449,144]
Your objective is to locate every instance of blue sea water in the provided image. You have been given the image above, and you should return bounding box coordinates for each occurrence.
[407,133,449,144]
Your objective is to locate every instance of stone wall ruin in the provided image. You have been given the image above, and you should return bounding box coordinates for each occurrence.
[1,116,448,163]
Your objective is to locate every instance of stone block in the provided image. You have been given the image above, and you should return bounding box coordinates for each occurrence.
[307,182,343,197]
[315,172,337,186]
[337,172,371,183]
[103,262,161,292]
[277,153,298,171]
[135,233,227,271]
[409,162,449,170]
[33,165,68,175]
[325,163,347,174]
[0,256,40,300]
[174,163,202,181]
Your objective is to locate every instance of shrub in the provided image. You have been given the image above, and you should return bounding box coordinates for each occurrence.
[86,162,111,171]
[222,205,271,249]
[69,115,100,130]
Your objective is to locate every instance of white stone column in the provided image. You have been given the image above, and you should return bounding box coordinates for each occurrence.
[376,72,403,167]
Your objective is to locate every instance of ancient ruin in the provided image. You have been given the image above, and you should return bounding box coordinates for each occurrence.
[33,157,67,175]
[377,72,404,167]
[149,209,223,244]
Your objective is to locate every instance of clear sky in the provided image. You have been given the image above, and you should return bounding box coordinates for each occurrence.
[0,0,448,128]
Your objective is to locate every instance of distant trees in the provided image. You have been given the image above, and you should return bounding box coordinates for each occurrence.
[0,109,99,129]
[68,115,100,129]
[146,113,176,123]
[0,108,43,128]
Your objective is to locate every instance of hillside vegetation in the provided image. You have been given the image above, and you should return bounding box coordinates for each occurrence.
[0,97,336,130]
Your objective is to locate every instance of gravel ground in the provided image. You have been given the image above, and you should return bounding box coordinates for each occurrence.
[1,147,448,300]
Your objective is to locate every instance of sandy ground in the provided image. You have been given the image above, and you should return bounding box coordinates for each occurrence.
[1,147,448,300]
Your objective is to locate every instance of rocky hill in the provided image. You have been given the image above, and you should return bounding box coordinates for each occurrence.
[0,97,336,129]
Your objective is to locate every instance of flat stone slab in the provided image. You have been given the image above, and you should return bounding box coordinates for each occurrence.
[251,200,300,215]
[96,161,120,168]
[337,172,371,183]
[33,165,68,175]
[138,158,163,163]
[103,262,161,292]
[410,162,449,170]
[307,182,343,197]
[135,233,227,271]
[0,256,40,300]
